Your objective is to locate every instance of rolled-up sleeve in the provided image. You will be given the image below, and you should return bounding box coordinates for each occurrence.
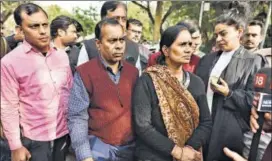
[68,72,92,161]
[1,62,22,150]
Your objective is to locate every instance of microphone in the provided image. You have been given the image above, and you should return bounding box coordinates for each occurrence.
[248,67,272,161]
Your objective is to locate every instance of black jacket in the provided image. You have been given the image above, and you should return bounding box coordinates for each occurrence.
[83,38,147,70]
[132,72,212,161]
[5,34,22,50]
[66,44,82,75]
[195,46,263,161]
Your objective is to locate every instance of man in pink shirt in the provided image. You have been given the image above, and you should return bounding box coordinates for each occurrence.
[1,3,72,161]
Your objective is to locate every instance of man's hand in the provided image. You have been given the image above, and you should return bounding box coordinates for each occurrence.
[82,158,94,161]
[250,107,259,133]
[250,95,272,133]
[223,148,247,161]
[211,78,230,97]
[11,146,31,161]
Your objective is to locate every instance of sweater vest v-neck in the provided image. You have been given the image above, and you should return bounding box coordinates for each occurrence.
[77,57,138,145]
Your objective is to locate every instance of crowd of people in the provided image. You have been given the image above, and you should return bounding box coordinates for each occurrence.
[0,1,271,161]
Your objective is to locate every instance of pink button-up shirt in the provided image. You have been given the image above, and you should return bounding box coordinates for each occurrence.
[1,41,72,150]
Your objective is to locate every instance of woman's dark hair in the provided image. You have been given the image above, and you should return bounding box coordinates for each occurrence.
[14,3,48,26]
[100,1,127,19]
[95,18,122,40]
[157,25,189,65]
[215,1,251,30]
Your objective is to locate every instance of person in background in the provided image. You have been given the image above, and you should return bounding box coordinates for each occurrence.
[148,20,204,73]
[77,1,145,74]
[132,25,212,161]
[183,19,205,58]
[68,18,139,161]
[0,19,10,59]
[224,72,272,161]
[1,3,72,161]
[242,21,271,159]
[50,15,83,74]
[126,18,149,74]
[195,2,263,160]
[242,20,265,52]
[5,25,24,50]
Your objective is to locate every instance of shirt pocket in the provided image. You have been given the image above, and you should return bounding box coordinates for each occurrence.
[52,67,69,87]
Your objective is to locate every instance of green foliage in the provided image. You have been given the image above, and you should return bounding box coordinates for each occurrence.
[44,5,72,22]
[127,2,153,41]
[72,6,98,36]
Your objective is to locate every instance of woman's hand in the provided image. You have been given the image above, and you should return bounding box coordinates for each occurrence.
[211,78,230,97]
[180,146,202,161]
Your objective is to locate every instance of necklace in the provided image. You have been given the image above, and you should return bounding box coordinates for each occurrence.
[179,71,190,89]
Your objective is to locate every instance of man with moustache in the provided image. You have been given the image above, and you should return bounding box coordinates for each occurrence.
[50,15,83,74]
[126,18,149,74]
[77,1,146,73]
[1,3,72,161]
[68,18,138,161]
[242,20,264,52]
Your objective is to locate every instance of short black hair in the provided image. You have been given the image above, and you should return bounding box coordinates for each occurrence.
[100,1,127,19]
[50,15,83,39]
[73,19,83,33]
[254,12,267,24]
[216,1,251,30]
[157,25,189,65]
[176,19,200,34]
[127,18,143,29]
[14,3,48,26]
[248,20,265,35]
[95,18,123,40]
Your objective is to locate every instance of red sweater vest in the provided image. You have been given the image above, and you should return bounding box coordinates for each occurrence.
[76,58,138,145]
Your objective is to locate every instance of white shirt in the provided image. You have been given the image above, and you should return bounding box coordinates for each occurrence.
[206,49,236,112]
[77,44,89,66]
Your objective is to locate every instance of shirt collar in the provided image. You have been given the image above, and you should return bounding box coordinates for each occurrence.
[99,54,123,73]
[23,40,56,54]
[51,41,71,52]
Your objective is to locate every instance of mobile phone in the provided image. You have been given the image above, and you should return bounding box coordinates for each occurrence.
[210,76,219,85]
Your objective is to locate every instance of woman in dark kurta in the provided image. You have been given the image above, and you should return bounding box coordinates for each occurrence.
[132,25,212,161]
[195,2,263,161]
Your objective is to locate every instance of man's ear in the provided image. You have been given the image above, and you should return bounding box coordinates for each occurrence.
[237,27,244,39]
[162,45,169,57]
[57,29,65,37]
[95,39,101,51]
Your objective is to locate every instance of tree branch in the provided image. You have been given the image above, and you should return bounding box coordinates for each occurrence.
[132,1,154,24]
[160,2,180,34]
